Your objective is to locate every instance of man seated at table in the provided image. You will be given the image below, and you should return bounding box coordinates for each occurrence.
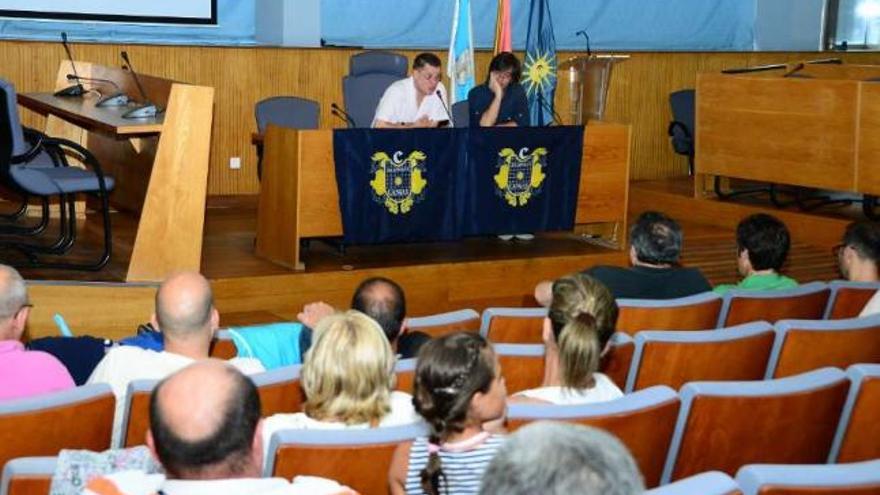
[468,51,530,128]
[372,53,450,128]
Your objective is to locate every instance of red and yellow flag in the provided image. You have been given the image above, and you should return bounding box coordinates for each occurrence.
[493,0,511,54]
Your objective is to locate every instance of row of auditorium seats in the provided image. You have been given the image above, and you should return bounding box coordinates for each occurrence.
[1,365,876,493]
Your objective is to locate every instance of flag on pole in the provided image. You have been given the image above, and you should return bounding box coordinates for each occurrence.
[493,0,511,55]
[448,0,476,104]
[522,0,557,126]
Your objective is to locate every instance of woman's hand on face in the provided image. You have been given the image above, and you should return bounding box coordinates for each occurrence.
[489,72,504,97]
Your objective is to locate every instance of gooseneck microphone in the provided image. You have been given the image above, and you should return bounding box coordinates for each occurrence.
[66,74,130,107]
[54,32,85,97]
[575,29,592,57]
[331,102,356,128]
[436,90,455,127]
[120,51,160,119]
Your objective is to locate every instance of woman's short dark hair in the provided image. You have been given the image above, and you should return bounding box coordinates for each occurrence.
[487,51,521,83]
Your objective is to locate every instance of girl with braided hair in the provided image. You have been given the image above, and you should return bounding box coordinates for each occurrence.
[389,332,506,495]
[512,272,623,405]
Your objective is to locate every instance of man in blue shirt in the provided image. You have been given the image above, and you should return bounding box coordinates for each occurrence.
[468,52,530,128]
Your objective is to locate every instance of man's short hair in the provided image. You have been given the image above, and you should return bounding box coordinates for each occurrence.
[413,52,441,70]
[149,365,261,478]
[351,277,406,342]
[629,211,683,265]
[843,221,880,263]
[736,213,791,271]
[479,421,644,495]
[0,264,27,320]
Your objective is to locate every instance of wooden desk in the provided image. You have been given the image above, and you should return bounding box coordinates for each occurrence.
[695,63,880,197]
[255,122,631,270]
[17,61,214,282]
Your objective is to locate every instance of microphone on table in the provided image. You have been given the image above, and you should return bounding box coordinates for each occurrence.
[436,89,455,127]
[331,102,356,128]
[66,74,130,107]
[120,50,161,119]
[54,32,85,97]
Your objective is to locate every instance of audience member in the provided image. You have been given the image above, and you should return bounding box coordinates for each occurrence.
[262,311,421,463]
[713,213,797,294]
[837,220,880,282]
[87,271,264,445]
[513,273,622,404]
[535,211,710,303]
[84,360,353,495]
[373,53,449,128]
[389,332,507,495]
[298,277,431,358]
[0,264,74,400]
[478,421,644,495]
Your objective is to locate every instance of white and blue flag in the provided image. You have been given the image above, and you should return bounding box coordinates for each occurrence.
[447,0,475,104]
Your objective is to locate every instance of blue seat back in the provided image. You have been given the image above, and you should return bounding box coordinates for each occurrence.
[342,51,408,128]
[255,96,319,133]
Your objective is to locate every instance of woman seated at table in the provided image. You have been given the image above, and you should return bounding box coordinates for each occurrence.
[468,51,530,128]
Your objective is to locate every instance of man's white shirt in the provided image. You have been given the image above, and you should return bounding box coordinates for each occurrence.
[372,76,450,127]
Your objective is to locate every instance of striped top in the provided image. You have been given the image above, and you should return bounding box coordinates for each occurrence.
[404,433,506,495]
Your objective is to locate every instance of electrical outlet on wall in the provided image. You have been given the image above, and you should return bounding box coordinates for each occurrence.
[229,157,241,170]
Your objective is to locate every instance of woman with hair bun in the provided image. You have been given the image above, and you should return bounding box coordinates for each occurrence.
[512,273,623,405]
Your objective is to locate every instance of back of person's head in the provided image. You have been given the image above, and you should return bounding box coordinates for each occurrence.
[148,360,262,479]
[351,277,406,343]
[413,332,501,495]
[478,421,644,495]
[629,211,683,265]
[413,52,441,70]
[487,51,522,83]
[0,264,28,340]
[736,213,791,271]
[842,221,880,263]
[154,271,216,340]
[549,273,618,389]
[301,310,396,425]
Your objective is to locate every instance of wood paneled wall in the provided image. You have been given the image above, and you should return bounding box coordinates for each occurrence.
[3,39,879,195]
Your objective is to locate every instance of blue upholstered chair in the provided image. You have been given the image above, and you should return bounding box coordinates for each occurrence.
[253,96,319,178]
[507,386,679,487]
[625,321,775,392]
[717,282,830,327]
[616,291,723,334]
[824,280,880,319]
[767,314,880,378]
[407,308,480,338]
[735,459,880,495]
[667,89,696,176]
[0,456,56,495]
[644,471,740,495]
[828,364,880,463]
[451,100,469,128]
[342,51,408,128]
[479,307,547,344]
[661,367,849,484]
[265,422,428,494]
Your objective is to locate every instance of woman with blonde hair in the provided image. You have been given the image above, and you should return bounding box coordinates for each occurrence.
[261,310,421,461]
[512,273,623,405]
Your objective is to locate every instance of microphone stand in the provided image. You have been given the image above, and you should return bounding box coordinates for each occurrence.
[54,32,85,97]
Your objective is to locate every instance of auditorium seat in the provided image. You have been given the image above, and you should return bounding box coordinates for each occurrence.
[661,367,849,483]
[451,100,469,127]
[119,379,154,448]
[0,383,114,472]
[599,332,635,390]
[718,282,830,327]
[0,457,54,495]
[735,459,880,495]
[480,307,546,344]
[767,315,880,378]
[644,471,740,495]
[829,364,880,463]
[253,96,319,178]
[407,308,480,339]
[265,423,428,494]
[616,292,723,335]
[394,358,416,394]
[209,329,237,359]
[825,281,880,319]
[342,50,408,128]
[495,343,545,394]
[507,386,680,488]
[625,322,775,392]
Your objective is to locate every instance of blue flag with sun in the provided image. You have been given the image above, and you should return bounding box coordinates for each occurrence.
[523,0,557,126]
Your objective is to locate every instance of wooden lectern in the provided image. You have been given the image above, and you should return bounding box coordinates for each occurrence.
[17,61,214,282]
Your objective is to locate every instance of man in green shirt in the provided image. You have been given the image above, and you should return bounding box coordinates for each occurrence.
[714,213,798,294]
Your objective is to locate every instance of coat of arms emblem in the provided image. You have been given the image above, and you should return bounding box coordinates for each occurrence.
[369,150,428,214]
[493,147,547,207]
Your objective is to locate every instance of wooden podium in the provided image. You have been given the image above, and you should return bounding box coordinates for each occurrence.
[695,63,880,197]
[17,61,214,282]
[255,122,632,270]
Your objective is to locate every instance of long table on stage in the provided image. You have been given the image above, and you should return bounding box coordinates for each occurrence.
[695,63,880,198]
[17,61,214,282]
[255,121,631,270]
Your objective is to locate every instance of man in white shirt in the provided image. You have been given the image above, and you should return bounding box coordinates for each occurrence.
[372,52,451,128]
[87,271,264,445]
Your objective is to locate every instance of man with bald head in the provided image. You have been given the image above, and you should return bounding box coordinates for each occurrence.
[0,264,74,400]
[88,271,264,445]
